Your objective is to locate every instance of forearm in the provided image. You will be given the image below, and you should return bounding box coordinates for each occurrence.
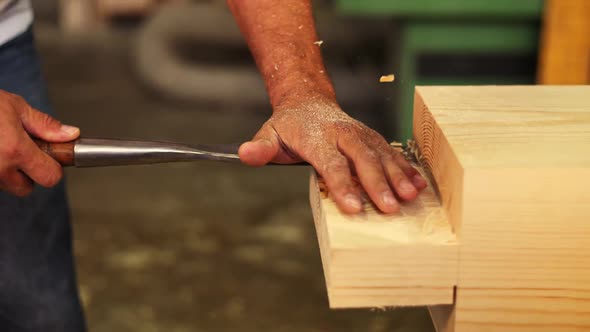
[227,0,336,109]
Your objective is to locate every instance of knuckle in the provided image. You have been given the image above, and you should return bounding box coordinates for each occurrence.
[387,164,405,179]
[381,152,396,163]
[0,141,21,161]
[322,158,349,175]
[38,111,60,128]
[360,149,380,164]
[332,122,357,137]
[7,95,29,114]
[389,152,406,165]
[7,92,25,106]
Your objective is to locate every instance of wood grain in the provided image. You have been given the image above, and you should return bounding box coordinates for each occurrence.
[414,85,590,332]
[310,86,590,330]
[309,168,458,308]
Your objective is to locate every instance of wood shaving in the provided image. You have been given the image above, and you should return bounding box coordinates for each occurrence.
[389,141,403,149]
[404,139,422,164]
[379,74,395,83]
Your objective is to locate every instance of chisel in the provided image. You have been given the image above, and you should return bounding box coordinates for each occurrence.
[33,138,304,167]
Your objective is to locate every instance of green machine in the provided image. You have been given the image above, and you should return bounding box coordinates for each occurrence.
[337,0,544,141]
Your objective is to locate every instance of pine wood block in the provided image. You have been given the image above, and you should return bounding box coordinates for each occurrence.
[417,85,590,332]
[309,171,459,308]
[310,85,590,332]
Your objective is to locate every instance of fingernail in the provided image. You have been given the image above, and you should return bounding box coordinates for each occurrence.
[382,191,396,206]
[344,194,362,210]
[412,174,427,187]
[60,124,79,136]
[400,178,416,193]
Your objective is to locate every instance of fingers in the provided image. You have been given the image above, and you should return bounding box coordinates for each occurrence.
[18,102,79,142]
[0,169,33,197]
[339,135,429,213]
[0,91,66,197]
[381,154,418,201]
[346,148,400,213]
[392,152,428,190]
[313,151,362,214]
[18,138,63,188]
[0,135,63,194]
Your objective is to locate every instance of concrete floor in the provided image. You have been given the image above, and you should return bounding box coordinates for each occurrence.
[35,24,434,332]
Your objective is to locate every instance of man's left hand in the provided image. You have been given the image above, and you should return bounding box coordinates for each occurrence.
[239,95,427,214]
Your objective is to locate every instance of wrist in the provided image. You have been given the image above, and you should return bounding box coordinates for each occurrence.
[272,87,338,112]
[269,72,337,111]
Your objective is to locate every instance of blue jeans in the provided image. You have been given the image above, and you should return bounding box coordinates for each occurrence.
[0,28,86,332]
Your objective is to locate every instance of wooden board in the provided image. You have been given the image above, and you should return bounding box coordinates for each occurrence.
[538,0,590,84]
[310,85,590,331]
[309,169,458,308]
[414,85,590,332]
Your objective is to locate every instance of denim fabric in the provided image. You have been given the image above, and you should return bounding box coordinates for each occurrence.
[0,27,86,332]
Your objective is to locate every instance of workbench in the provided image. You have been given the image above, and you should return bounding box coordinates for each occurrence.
[310,85,590,332]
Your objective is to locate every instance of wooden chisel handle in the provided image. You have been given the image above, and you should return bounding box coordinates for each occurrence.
[33,139,76,167]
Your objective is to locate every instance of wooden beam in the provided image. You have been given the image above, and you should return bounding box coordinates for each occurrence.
[414,85,590,332]
[309,169,458,308]
[311,85,590,331]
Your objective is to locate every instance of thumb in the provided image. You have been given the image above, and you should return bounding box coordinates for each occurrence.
[239,129,280,167]
[20,105,79,142]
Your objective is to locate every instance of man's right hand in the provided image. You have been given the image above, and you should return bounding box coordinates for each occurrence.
[0,90,80,197]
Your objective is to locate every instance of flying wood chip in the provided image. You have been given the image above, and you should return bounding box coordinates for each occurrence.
[379,74,395,83]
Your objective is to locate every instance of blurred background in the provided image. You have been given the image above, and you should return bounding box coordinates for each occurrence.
[29,0,588,331]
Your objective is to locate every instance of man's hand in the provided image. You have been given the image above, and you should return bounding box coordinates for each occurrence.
[228,0,426,213]
[0,90,79,196]
[239,94,427,214]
